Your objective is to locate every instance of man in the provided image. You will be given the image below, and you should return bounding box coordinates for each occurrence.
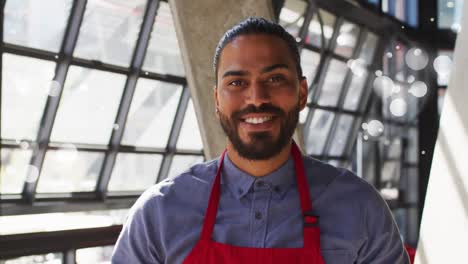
[112,17,410,263]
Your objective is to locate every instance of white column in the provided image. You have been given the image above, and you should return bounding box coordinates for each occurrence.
[169,0,275,159]
[415,5,468,264]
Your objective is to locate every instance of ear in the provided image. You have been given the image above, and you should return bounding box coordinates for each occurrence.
[299,77,308,110]
[213,85,219,115]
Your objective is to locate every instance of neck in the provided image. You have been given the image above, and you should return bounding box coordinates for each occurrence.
[226,140,292,177]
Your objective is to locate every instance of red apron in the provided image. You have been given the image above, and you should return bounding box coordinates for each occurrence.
[183,142,325,263]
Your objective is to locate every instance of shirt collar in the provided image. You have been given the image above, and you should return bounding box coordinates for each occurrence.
[220,153,296,200]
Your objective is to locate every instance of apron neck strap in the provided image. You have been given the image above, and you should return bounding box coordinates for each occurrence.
[200,141,313,241]
[200,149,226,240]
[291,142,313,214]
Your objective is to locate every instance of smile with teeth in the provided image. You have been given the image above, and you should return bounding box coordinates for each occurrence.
[244,116,273,124]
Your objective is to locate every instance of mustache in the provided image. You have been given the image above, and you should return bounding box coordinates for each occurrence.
[231,104,285,120]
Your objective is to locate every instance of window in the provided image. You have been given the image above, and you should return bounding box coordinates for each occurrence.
[438,0,464,32]
[121,79,183,148]
[4,0,73,52]
[1,54,56,141]
[50,67,126,145]
[74,0,147,66]
[142,2,185,76]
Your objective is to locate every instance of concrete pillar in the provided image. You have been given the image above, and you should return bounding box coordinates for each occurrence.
[169,0,275,159]
[414,4,468,264]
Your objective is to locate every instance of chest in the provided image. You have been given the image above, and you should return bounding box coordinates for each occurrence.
[162,188,364,263]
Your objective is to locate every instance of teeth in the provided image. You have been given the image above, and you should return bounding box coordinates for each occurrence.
[244,116,272,124]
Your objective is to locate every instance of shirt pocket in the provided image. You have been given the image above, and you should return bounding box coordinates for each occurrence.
[321,249,354,264]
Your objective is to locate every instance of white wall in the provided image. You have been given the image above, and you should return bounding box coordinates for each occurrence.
[415,3,468,263]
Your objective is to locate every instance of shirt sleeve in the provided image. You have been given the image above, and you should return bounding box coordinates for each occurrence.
[111,191,164,264]
[356,183,411,264]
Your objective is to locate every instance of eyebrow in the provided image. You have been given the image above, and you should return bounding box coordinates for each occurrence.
[261,63,290,73]
[222,70,248,79]
[221,63,290,79]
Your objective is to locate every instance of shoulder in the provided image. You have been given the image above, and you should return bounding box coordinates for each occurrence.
[130,158,219,213]
[301,155,383,206]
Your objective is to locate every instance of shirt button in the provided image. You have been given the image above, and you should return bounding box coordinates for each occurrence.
[238,188,243,194]
[256,181,264,187]
[274,186,280,192]
[255,211,262,220]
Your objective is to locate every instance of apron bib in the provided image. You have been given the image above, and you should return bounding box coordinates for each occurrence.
[183,142,325,263]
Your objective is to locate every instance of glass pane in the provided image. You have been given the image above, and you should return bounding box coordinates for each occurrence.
[406,128,418,163]
[73,0,147,66]
[385,138,402,159]
[304,109,335,155]
[300,49,320,85]
[358,32,379,64]
[1,253,63,264]
[334,21,360,58]
[343,71,369,111]
[316,59,348,107]
[108,153,163,191]
[406,168,419,203]
[438,0,464,32]
[381,161,401,184]
[50,66,126,145]
[306,9,336,48]
[76,245,114,264]
[279,0,307,37]
[4,0,72,52]
[177,100,203,151]
[328,114,354,156]
[165,155,204,180]
[382,0,418,26]
[37,149,104,193]
[361,138,377,184]
[121,79,182,148]
[142,2,185,76]
[1,148,33,194]
[0,209,128,235]
[2,54,55,141]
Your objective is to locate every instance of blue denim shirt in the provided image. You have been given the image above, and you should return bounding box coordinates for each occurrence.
[112,154,409,264]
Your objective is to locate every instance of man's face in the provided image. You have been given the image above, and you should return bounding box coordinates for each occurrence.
[215,34,308,160]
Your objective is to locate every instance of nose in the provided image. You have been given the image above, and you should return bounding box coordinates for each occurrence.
[246,81,271,107]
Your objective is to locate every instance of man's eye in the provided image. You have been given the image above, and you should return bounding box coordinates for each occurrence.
[229,80,244,86]
[268,75,285,82]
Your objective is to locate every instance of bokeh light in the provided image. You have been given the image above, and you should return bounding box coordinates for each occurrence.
[367,120,384,137]
[56,143,78,164]
[25,165,40,183]
[19,140,30,150]
[47,80,61,97]
[433,55,453,76]
[389,98,408,117]
[409,81,428,98]
[347,59,367,77]
[405,48,429,70]
[373,76,394,98]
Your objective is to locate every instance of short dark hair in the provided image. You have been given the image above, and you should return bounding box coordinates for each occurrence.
[213,17,303,83]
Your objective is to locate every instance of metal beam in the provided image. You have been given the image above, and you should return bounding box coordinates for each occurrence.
[22,0,87,203]
[303,17,342,145]
[96,0,160,200]
[322,28,366,157]
[156,86,190,183]
[0,225,121,259]
[0,0,5,169]
[1,197,138,216]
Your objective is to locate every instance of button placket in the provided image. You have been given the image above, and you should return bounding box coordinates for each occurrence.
[251,188,271,247]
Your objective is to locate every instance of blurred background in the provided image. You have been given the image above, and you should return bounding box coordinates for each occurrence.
[0,0,462,263]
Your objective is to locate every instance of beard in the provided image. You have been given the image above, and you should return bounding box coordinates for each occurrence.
[218,103,299,160]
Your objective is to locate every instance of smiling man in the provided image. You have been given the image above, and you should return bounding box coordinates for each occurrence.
[112,18,410,263]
